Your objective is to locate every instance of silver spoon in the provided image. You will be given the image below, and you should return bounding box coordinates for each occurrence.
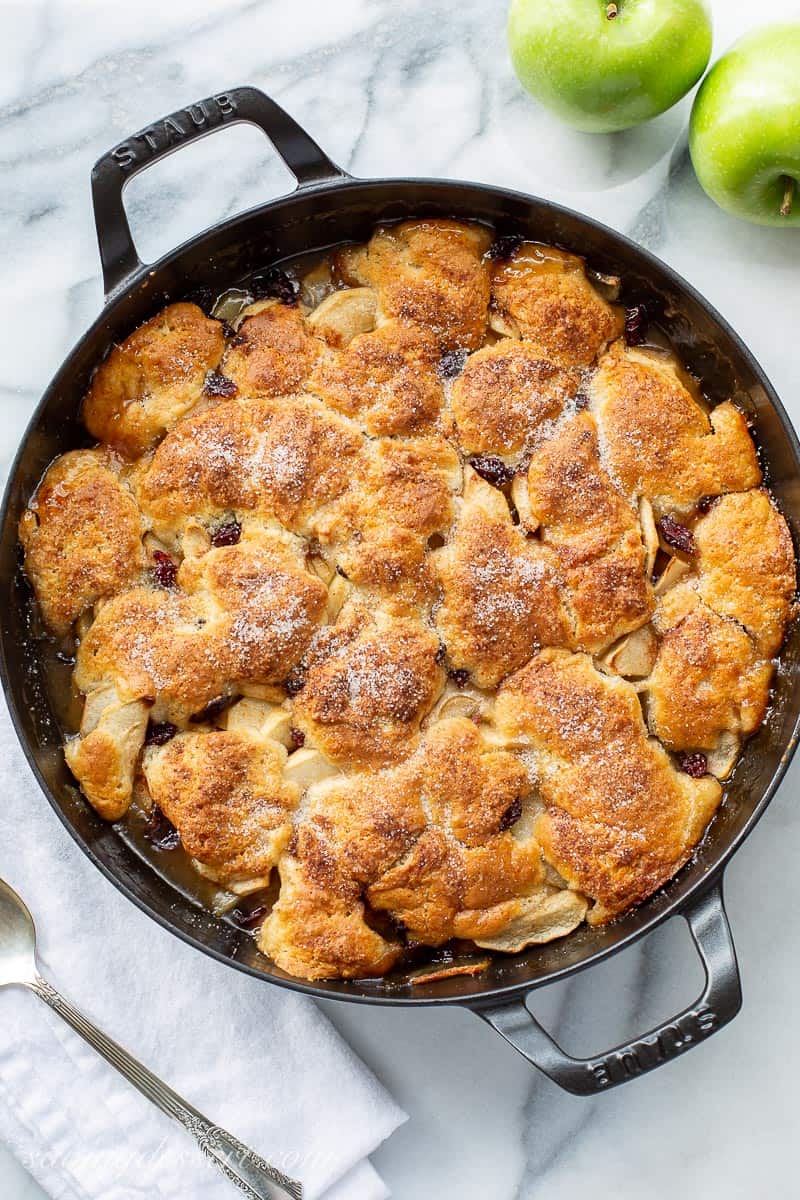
[0,877,302,1200]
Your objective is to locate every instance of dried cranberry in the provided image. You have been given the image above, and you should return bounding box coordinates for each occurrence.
[285,671,306,696]
[470,456,515,488]
[211,519,242,547]
[231,904,269,930]
[204,370,238,397]
[388,915,409,942]
[499,795,523,831]
[437,349,468,379]
[251,267,299,306]
[189,694,236,724]
[152,550,178,589]
[487,234,524,262]
[289,727,306,750]
[143,806,180,851]
[435,643,447,665]
[449,668,470,688]
[144,721,178,747]
[624,304,649,346]
[657,514,696,556]
[185,286,215,314]
[678,751,708,779]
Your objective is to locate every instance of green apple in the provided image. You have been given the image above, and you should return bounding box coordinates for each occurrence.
[690,24,800,227]
[508,0,713,134]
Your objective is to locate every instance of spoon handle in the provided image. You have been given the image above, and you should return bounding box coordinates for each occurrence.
[28,973,302,1200]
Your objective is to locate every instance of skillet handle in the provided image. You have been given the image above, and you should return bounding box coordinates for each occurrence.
[91,85,348,297]
[474,880,741,1095]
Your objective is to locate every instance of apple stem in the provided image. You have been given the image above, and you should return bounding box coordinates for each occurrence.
[780,176,795,219]
[606,2,618,16]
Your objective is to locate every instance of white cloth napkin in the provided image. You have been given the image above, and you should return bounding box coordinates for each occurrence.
[0,700,406,1200]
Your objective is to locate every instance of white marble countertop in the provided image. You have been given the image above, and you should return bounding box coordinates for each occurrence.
[3,0,800,1196]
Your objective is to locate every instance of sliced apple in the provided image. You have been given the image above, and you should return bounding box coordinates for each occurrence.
[654,556,690,596]
[639,496,659,577]
[65,686,149,820]
[706,731,740,781]
[307,287,378,347]
[192,859,271,896]
[602,624,658,678]
[510,473,535,532]
[473,887,588,953]
[225,698,292,747]
[488,307,520,339]
[325,573,350,622]
[283,747,339,788]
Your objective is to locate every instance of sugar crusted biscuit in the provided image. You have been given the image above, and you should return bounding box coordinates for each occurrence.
[19,221,795,982]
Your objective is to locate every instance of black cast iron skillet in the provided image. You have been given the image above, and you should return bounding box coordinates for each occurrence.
[3,86,799,1096]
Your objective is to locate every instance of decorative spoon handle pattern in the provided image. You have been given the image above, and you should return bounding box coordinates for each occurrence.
[30,974,303,1200]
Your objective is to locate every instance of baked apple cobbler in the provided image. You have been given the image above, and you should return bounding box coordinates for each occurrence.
[19,220,796,981]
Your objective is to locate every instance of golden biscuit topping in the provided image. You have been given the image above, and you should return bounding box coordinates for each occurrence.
[222,300,322,397]
[83,302,224,457]
[308,319,445,436]
[644,581,773,766]
[143,727,299,885]
[522,411,654,651]
[590,342,761,512]
[694,489,795,656]
[337,220,492,351]
[495,649,722,923]
[433,471,572,687]
[316,435,461,603]
[19,221,796,981]
[19,449,144,635]
[450,339,579,455]
[290,603,444,768]
[490,244,624,366]
[137,392,364,543]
